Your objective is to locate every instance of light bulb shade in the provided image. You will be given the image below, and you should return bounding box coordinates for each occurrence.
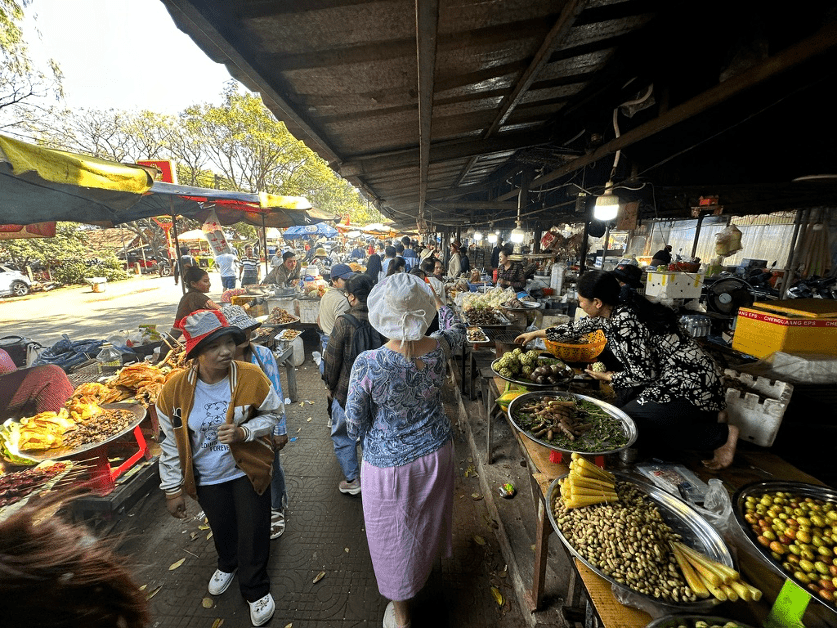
[593,193,620,221]
[473,231,483,241]
[487,233,498,243]
[510,228,525,244]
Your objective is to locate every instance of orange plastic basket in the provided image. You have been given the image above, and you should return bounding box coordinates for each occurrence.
[544,329,606,363]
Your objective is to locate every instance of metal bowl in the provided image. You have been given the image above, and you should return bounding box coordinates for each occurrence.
[547,472,733,612]
[490,354,574,389]
[732,480,837,614]
[508,390,636,455]
[647,615,750,627]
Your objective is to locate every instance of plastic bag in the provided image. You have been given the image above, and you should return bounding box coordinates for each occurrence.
[714,224,743,256]
[691,478,734,536]
[610,582,670,619]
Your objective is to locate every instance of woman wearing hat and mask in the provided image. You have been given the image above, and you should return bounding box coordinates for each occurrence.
[345,273,466,628]
[515,270,737,470]
[156,309,282,626]
[221,305,290,540]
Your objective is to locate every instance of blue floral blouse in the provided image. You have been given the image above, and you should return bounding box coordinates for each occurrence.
[345,306,466,468]
[547,305,725,411]
[250,344,287,436]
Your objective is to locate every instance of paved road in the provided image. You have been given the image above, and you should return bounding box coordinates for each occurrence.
[0,272,229,349]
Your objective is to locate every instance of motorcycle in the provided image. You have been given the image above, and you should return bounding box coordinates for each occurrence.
[787,275,837,299]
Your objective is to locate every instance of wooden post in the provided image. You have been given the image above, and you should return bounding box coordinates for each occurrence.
[691,214,704,259]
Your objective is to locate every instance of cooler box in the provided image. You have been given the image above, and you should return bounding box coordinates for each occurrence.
[732,299,837,359]
[644,271,704,300]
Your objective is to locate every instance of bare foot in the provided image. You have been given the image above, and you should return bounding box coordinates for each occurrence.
[703,424,739,470]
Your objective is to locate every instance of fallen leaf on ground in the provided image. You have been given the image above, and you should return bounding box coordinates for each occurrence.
[299,402,304,407]
[198,525,210,530]
[530,544,536,551]
[285,624,293,628]
[473,535,486,546]
[471,492,483,500]
[190,532,198,541]
[139,584,147,591]
[499,564,508,578]
[169,558,186,571]
[491,586,504,606]
[307,401,314,405]
[344,547,349,553]
[146,585,163,600]
[207,531,213,540]
[212,619,223,628]
[306,417,312,422]
[313,571,326,584]
[202,597,214,609]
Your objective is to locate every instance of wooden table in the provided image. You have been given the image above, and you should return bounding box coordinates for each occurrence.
[490,383,829,625]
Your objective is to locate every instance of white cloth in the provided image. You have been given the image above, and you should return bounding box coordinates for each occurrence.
[368,273,436,341]
[379,257,393,283]
[188,377,247,486]
[447,253,461,279]
[426,276,445,301]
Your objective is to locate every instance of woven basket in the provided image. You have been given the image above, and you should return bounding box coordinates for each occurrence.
[544,329,606,363]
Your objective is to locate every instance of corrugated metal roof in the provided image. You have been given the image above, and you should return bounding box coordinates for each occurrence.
[160,0,837,233]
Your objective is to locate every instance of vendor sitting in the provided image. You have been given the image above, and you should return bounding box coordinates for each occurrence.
[515,269,738,470]
[0,349,74,419]
[495,246,526,290]
[650,244,673,267]
[262,251,300,287]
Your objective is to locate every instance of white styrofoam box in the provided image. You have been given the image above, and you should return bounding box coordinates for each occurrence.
[266,297,299,317]
[723,369,794,447]
[298,298,320,324]
[644,271,704,300]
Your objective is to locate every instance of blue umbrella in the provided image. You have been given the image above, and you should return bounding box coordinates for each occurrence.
[283,223,338,240]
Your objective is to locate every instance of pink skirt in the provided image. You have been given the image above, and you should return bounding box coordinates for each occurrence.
[361,440,454,601]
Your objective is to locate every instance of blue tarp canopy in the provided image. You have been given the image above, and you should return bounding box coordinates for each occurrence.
[283,223,338,240]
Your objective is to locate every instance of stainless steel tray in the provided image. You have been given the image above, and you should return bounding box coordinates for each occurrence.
[465,326,490,344]
[508,390,636,455]
[647,615,750,627]
[732,480,837,614]
[501,299,542,311]
[21,403,146,461]
[490,354,574,389]
[465,311,512,327]
[547,472,732,612]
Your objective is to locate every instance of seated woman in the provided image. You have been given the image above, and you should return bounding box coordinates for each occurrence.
[0,349,73,418]
[345,273,466,628]
[171,266,221,339]
[515,270,737,470]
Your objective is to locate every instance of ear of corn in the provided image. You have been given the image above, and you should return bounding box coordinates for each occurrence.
[673,541,762,603]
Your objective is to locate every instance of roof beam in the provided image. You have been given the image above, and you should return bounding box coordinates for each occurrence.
[237,0,401,19]
[425,201,518,210]
[454,0,588,186]
[496,20,837,201]
[415,0,439,219]
[337,130,551,177]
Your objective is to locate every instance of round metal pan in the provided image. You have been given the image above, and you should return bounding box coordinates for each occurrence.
[490,354,574,389]
[732,480,837,614]
[507,390,636,455]
[547,472,733,612]
[21,403,146,462]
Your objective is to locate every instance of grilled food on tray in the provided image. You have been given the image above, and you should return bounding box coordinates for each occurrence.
[267,308,298,324]
[466,327,489,343]
[276,329,302,341]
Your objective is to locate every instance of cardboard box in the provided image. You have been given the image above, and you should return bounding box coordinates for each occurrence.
[724,369,793,447]
[732,299,837,358]
[644,271,704,300]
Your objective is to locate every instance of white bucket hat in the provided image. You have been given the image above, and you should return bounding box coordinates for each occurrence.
[368,273,436,341]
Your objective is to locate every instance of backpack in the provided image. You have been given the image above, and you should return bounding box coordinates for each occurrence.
[341,313,384,359]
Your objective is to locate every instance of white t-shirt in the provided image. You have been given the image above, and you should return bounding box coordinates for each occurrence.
[188,377,246,486]
[214,253,238,277]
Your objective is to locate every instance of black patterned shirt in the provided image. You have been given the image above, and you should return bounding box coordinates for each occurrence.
[546,305,725,411]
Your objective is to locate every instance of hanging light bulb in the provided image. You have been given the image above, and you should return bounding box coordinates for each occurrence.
[473,231,483,241]
[510,221,525,244]
[593,181,620,221]
[487,232,498,244]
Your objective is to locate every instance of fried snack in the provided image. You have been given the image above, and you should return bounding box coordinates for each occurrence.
[18,410,76,452]
[111,364,165,388]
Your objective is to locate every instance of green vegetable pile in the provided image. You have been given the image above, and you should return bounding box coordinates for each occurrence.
[494,348,569,384]
[512,395,629,452]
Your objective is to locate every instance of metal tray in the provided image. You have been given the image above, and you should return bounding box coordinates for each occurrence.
[501,299,542,311]
[490,354,574,389]
[21,403,146,462]
[465,326,490,344]
[547,472,733,612]
[732,480,837,614]
[508,390,636,455]
[647,615,750,627]
[465,310,512,328]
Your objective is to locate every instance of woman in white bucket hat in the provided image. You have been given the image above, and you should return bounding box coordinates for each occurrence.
[345,274,466,628]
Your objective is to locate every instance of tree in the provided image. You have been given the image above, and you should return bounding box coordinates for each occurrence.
[0,0,63,131]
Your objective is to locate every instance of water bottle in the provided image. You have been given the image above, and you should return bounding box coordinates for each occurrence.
[550,262,565,293]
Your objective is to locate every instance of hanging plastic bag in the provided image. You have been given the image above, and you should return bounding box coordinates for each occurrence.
[714,224,743,257]
[690,478,734,536]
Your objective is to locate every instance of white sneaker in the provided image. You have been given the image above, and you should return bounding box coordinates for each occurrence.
[270,509,286,539]
[207,568,236,595]
[249,592,275,626]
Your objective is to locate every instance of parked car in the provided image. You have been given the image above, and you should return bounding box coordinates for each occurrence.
[0,263,32,297]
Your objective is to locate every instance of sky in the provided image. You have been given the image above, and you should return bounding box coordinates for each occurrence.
[21,0,239,114]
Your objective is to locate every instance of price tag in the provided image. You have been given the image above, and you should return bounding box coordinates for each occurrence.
[764,579,810,628]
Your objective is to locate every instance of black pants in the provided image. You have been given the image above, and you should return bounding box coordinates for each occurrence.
[197,475,271,602]
[621,397,728,454]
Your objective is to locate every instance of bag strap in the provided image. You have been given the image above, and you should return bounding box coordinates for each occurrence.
[341,312,361,329]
